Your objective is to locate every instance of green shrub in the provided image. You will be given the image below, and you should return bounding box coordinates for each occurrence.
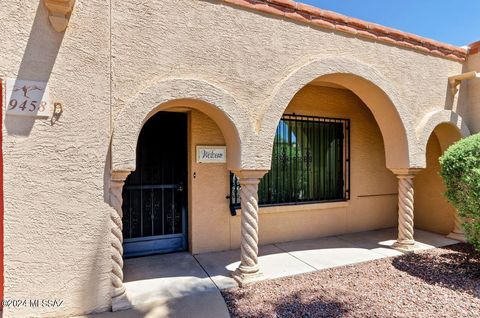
[439,133,480,252]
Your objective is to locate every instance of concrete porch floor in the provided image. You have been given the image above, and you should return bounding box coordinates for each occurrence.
[81,228,459,318]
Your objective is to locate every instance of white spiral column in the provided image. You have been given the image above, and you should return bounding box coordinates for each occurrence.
[110,170,131,311]
[447,211,467,242]
[232,170,267,287]
[391,169,420,252]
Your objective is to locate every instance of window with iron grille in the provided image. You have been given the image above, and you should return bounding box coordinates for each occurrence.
[229,114,350,213]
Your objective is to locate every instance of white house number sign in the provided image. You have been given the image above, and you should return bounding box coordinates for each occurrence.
[5,78,50,117]
[196,146,227,163]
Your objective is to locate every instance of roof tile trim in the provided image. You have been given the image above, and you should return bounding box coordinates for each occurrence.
[221,0,468,62]
[469,41,480,55]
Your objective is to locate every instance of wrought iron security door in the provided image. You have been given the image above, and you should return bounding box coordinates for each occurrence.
[122,112,188,258]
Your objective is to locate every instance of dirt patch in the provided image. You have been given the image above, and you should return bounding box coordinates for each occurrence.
[222,244,480,317]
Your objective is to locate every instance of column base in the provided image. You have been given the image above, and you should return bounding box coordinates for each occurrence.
[112,291,132,312]
[447,232,467,242]
[232,268,263,287]
[393,240,416,253]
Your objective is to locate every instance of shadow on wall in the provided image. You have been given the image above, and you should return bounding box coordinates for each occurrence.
[71,141,117,317]
[444,63,470,115]
[78,228,112,316]
[104,144,112,206]
[455,63,471,116]
[5,1,65,136]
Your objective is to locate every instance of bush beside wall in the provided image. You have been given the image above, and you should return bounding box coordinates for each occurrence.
[439,133,480,251]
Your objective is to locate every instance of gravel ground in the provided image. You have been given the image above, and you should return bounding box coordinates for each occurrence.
[222,244,480,318]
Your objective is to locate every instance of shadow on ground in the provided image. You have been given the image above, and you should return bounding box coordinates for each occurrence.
[223,289,349,318]
[83,290,229,318]
[391,243,480,297]
[273,292,348,318]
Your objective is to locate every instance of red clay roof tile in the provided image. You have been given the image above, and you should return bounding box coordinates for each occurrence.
[267,0,296,10]
[469,41,480,55]
[310,17,335,30]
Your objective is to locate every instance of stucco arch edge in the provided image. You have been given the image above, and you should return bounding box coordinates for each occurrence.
[258,56,415,169]
[416,110,471,166]
[111,78,252,172]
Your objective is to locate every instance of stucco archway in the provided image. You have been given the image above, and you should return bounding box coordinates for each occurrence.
[112,78,249,172]
[109,78,249,310]
[258,57,413,170]
[414,117,469,238]
[416,110,471,164]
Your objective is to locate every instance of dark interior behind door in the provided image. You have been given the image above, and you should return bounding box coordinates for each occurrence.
[122,112,188,258]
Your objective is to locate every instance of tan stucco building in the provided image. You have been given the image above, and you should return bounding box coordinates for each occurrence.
[1,0,479,317]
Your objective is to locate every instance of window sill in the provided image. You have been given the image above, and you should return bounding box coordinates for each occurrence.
[234,201,349,215]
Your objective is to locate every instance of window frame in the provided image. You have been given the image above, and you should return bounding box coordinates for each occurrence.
[229,113,350,214]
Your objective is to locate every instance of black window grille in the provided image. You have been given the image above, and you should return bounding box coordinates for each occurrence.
[229,114,350,214]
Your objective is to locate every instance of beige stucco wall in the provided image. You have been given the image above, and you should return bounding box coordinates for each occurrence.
[111,0,468,171]
[465,51,480,133]
[0,0,473,316]
[189,110,231,253]
[414,134,455,234]
[1,1,112,317]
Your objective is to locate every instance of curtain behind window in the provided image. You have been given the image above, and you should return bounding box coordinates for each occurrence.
[258,118,344,205]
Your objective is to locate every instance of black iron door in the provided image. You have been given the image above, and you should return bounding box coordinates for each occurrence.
[122,112,188,258]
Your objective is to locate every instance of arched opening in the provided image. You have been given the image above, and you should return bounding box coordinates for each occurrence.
[111,79,246,173]
[240,80,400,244]
[414,123,463,234]
[251,58,420,245]
[122,111,189,257]
[110,90,244,308]
[109,80,247,308]
[141,99,242,171]
[118,101,238,257]
[259,58,413,170]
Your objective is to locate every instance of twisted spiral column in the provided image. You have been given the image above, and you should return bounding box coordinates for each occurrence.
[110,171,130,303]
[238,179,260,273]
[392,170,419,252]
[232,170,267,286]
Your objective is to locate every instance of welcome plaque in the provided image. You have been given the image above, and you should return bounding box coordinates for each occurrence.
[196,146,227,163]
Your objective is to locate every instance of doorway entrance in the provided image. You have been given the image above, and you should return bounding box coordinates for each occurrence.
[122,112,188,258]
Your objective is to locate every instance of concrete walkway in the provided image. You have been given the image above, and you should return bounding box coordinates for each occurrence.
[80,228,459,318]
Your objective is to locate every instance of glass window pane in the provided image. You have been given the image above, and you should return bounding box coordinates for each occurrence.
[230,115,349,207]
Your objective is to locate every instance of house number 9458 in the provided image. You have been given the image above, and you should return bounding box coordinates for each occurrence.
[9,99,47,112]
[5,78,50,117]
